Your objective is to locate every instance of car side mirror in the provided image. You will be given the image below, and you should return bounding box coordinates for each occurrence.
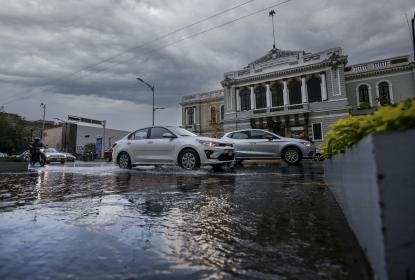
[265,135,274,141]
[162,132,176,138]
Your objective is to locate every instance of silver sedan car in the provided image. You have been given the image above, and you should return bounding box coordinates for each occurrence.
[112,126,235,170]
[222,129,316,165]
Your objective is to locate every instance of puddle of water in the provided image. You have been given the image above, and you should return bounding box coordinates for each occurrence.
[0,162,369,279]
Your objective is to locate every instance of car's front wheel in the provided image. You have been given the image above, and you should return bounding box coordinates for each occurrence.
[118,152,132,169]
[178,149,200,170]
[282,147,302,165]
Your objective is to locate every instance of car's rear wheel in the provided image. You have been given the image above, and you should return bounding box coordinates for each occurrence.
[178,149,200,170]
[282,147,302,165]
[118,152,132,169]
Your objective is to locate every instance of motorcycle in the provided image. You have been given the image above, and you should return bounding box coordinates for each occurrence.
[29,145,46,167]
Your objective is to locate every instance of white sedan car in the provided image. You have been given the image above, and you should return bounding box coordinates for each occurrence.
[112,126,235,170]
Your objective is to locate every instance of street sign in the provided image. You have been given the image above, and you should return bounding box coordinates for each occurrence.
[95,138,102,155]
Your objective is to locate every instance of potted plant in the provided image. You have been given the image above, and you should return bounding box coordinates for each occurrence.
[322,99,415,280]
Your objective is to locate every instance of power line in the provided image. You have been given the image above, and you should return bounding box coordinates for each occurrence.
[1,0,256,106]
[2,0,295,106]
[67,0,295,81]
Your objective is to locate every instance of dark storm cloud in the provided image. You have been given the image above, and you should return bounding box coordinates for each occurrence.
[0,0,413,111]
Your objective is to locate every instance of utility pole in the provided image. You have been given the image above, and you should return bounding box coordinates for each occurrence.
[269,10,276,49]
[40,103,46,140]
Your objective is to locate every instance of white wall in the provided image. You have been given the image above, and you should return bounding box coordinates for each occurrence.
[43,126,63,150]
[75,124,130,153]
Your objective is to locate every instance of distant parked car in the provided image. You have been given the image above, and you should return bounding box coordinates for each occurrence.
[104,149,113,162]
[0,152,8,157]
[64,153,76,162]
[41,148,66,164]
[222,129,316,165]
[112,126,235,170]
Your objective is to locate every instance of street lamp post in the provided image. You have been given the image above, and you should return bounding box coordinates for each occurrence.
[137,77,165,126]
[40,103,46,140]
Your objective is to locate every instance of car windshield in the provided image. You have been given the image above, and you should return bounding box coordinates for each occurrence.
[43,148,58,153]
[169,127,197,137]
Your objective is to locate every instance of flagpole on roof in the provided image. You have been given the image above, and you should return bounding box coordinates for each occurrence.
[269,10,276,49]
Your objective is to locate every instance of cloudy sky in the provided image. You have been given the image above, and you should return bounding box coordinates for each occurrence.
[0,0,414,131]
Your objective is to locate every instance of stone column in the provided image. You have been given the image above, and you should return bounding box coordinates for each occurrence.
[301,76,308,103]
[283,80,289,106]
[266,83,271,107]
[229,86,235,111]
[193,107,197,124]
[236,88,240,112]
[321,72,328,100]
[183,107,187,126]
[250,85,255,110]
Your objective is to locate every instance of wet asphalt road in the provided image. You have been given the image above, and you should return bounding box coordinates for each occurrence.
[0,161,370,280]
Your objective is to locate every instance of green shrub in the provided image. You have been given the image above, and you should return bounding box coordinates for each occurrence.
[0,156,28,162]
[322,99,415,159]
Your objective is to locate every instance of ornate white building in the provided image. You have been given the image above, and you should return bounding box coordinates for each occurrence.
[181,47,415,142]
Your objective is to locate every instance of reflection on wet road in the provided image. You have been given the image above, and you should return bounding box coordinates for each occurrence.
[0,162,370,279]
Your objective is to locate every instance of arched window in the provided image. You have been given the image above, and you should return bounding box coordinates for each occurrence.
[270,82,284,107]
[307,76,322,103]
[288,79,302,105]
[239,88,251,111]
[210,106,217,124]
[358,85,370,108]
[378,82,391,105]
[187,107,194,125]
[254,85,267,109]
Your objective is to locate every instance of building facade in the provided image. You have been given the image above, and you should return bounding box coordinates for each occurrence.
[344,55,415,115]
[180,89,225,137]
[181,47,415,144]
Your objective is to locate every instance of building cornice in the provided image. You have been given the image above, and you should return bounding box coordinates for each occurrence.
[345,64,414,81]
[229,57,346,85]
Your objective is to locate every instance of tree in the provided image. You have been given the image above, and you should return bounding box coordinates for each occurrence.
[0,113,31,154]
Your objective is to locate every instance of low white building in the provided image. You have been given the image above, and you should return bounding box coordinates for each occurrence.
[44,121,130,156]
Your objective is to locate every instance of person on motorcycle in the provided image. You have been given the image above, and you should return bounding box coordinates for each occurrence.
[29,137,45,165]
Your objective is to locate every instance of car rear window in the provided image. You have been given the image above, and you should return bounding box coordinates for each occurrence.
[250,130,276,139]
[129,129,148,140]
[230,131,249,139]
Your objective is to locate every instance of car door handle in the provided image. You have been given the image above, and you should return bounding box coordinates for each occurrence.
[127,142,131,145]
[147,141,153,144]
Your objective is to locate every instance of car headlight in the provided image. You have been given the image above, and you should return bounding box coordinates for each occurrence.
[197,140,222,147]
[301,142,312,147]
